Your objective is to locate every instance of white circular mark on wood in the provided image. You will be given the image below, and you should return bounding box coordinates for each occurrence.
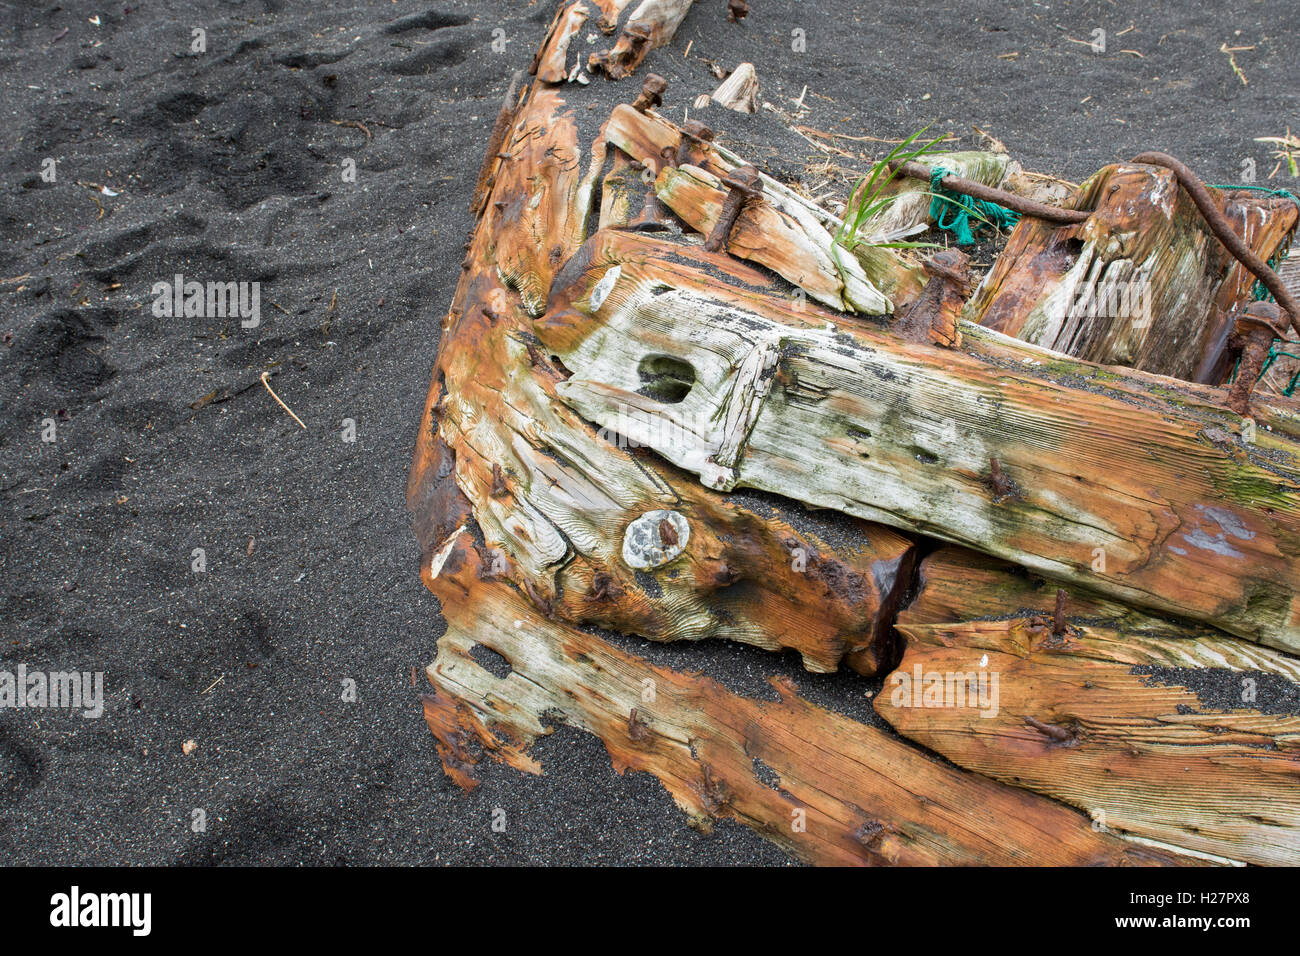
[622,509,690,570]
[589,265,621,311]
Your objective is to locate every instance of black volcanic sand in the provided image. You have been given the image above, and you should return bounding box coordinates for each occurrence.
[0,0,1295,865]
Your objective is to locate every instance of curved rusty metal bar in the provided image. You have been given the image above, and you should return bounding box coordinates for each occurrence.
[1131,151,1300,338]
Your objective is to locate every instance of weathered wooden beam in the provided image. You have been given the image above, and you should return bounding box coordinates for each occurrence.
[412,15,1300,867]
[883,546,1300,865]
[899,546,1224,641]
[421,528,1195,866]
[537,227,1300,652]
[877,613,1300,866]
[967,163,1296,382]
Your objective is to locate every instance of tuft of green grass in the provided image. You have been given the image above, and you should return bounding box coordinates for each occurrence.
[834,127,957,251]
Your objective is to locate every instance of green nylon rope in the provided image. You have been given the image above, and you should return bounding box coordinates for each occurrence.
[928,165,1021,245]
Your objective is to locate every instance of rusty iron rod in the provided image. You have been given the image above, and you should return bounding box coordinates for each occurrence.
[892,151,1300,342]
[887,160,1090,225]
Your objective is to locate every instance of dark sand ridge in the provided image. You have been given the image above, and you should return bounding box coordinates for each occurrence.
[0,0,1294,864]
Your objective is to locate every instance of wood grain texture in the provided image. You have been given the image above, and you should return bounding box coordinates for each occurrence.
[410,23,1300,866]
[538,226,1300,652]
[877,615,1300,865]
[422,528,1195,866]
[968,164,1295,382]
[413,83,916,675]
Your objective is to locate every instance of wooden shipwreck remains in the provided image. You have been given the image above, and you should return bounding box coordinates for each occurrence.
[409,0,1300,865]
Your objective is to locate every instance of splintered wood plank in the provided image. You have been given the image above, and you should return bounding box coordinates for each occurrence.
[537,227,1300,653]
[532,0,590,84]
[875,616,1300,866]
[1195,193,1298,387]
[421,528,1196,866]
[588,0,695,78]
[489,86,593,315]
[655,163,875,311]
[968,164,1295,382]
[605,104,922,313]
[899,546,1229,643]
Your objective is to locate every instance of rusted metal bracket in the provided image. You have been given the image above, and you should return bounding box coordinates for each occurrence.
[1227,300,1289,415]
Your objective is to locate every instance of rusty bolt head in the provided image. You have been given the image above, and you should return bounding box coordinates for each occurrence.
[1236,300,1288,340]
[682,118,715,144]
[720,165,763,198]
[923,248,972,292]
[633,73,667,112]
[704,165,763,253]
[622,509,690,569]
[677,119,715,166]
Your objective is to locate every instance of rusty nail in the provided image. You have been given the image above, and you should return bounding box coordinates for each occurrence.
[1227,301,1286,416]
[1025,715,1075,745]
[658,517,679,548]
[703,165,762,253]
[587,570,617,602]
[1052,588,1068,637]
[989,457,1015,500]
[677,119,715,166]
[628,707,651,742]
[490,462,508,498]
[632,73,667,113]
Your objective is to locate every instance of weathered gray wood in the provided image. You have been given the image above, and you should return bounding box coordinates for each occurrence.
[537,227,1300,653]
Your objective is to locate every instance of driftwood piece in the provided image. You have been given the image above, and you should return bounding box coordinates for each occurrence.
[421,529,1193,866]
[533,0,590,83]
[412,10,1300,866]
[710,62,758,113]
[539,226,1300,652]
[589,0,695,79]
[967,163,1296,381]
